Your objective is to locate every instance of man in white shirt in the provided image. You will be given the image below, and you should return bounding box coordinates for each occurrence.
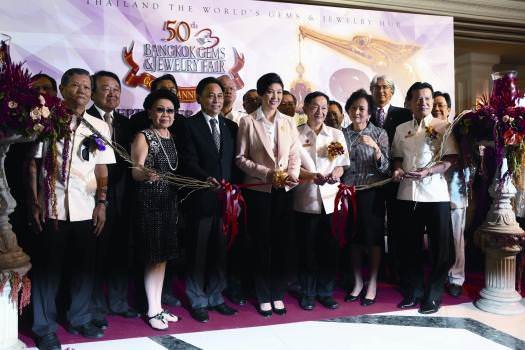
[218,75,244,125]
[391,82,457,314]
[294,91,349,310]
[30,68,116,350]
[432,91,468,298]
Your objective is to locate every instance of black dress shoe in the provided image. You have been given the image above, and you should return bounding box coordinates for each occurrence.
[36,333,61,350]
[161,293,182,307]
[300,296,315,311]
[224,291,247,306]
[360,297,376,306]
[446,283,463,297]
[211,303,238,315]
[397,296,420,309]
[226,293,247,306]
[344,291,362,302]
[317,296,339,310]
[419,299,441,314]
[91,318,108,330]
[190,307,209,323]
[68,322,104,339]
[110,308,140,318]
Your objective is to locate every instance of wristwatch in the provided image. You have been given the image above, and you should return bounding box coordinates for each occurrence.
[97,199,109,207]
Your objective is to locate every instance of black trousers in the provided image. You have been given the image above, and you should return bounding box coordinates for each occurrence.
[295,211,338,298]
[90,203,132,319]
[398,200,455,301]
[32,220,96,337]
[383,182,402,281]
[225,219,252,299]
[185,214,227,309]
[244,189,292,303]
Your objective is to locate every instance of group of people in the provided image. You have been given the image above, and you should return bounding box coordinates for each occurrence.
[8,69,468,350]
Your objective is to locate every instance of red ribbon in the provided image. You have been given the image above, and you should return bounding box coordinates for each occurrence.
[123,42,157,90]
[219,180,247,249]
[332,183,357,247]
[218,178,308,248]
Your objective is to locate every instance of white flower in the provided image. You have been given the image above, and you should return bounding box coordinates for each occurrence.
[38,95,46,105]
[41,106,50,119]
[30,108,42,120]
[8,100,18,109]
[33,123,44,133]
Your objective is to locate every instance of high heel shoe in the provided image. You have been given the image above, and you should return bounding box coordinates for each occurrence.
[272,301,287,316]
[344,290,363,302]
[360,286,377,306]
[161,309,179,322]
[360,297,376,306]
[147,312,168,331]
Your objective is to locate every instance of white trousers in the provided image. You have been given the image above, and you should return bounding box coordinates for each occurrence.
[448,207,466,285]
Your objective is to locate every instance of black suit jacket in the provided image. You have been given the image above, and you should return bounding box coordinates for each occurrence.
[176,111,238,218]
[370,105,412,146]
[87,105,133,218]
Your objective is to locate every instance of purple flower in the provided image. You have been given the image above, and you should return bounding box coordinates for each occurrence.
[92,135,106,151]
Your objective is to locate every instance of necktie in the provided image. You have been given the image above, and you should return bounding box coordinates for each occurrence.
[210,118,220,151]
[104,112,113,138]
[378,107,386,128]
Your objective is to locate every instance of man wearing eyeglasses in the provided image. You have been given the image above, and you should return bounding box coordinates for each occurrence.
[87,71,139,330]
[29,68,116,350]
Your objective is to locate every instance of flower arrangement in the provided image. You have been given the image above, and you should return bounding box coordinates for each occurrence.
[425,125,439,142]
[454,71,525,182]
[327,141,345,160]
[0,37,73,221]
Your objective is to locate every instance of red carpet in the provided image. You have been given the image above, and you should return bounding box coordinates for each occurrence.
[18,280,481,347]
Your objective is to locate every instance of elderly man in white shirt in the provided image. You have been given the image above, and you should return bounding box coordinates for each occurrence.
[218,75,245,124]
[294,91,350,311]
[29,68,116,350]
[391,82,457,315]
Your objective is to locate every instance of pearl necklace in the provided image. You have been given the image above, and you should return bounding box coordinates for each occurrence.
[151,128,178,171]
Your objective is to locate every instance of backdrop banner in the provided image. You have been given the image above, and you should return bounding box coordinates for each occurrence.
[0,0,454,116]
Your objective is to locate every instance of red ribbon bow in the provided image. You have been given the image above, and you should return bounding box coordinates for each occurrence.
[332,183,357,247]
[219,180,247,249]
[123,42,157,89]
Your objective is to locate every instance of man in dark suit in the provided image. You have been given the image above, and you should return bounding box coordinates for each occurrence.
[87,71,139,329]
[368,75,412,286]
[176,77,239,322]
[369,75,412,145]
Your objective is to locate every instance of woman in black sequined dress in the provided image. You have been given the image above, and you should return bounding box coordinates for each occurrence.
[131,90,180,330]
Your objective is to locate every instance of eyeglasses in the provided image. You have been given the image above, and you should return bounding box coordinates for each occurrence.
[155,107,175,114]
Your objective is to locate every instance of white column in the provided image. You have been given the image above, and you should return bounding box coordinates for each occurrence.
[455,52,500,111]
[475,158,525,315]
[0,138,31,349]
[476,249,524,315]
[0,276,25,350]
